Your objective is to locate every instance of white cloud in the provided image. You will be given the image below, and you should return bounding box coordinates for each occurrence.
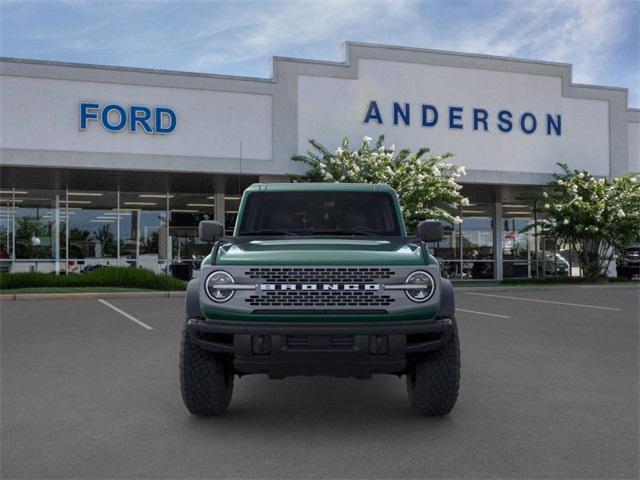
[428,0,631,86]
[180,0,634,94]
[1,0,636,102]
[184,0,418,72]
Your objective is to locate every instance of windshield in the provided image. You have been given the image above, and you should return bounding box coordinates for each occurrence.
[237,191,401,236]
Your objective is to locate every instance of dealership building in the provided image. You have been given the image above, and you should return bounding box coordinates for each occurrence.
[1,42,638,280]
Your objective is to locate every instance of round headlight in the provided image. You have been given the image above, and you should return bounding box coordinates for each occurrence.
[405,271,435,302]
[205,271,235,302]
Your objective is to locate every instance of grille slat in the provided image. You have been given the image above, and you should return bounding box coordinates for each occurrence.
[244,267,396,308]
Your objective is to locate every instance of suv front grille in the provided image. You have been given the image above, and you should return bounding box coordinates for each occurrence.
[243,267,396,308]
[246,290,394,307]
[244,267,395,283]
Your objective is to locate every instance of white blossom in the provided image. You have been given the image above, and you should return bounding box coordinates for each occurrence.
[456,166,467,176]
[542,191,548,198]
[363,136,372,143]
[461,197,470,206]
[389,144,395,152]
[544,203,550,209]
[335,147,343,155]
[563,219,569,225]
[452,216,462,224]
[618,208,625,218]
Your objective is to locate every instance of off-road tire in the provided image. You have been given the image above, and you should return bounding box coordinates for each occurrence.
[406,317,460,416]
[180,319,234,416]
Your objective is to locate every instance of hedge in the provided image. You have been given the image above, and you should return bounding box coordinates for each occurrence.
[500,276,636,285]
[0,267,187,291]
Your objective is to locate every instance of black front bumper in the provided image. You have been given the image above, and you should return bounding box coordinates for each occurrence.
[187,318,453,378]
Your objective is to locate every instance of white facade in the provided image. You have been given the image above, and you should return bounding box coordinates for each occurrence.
[298,59,611,177]
[0,42,638,280]
[1,41,638,182]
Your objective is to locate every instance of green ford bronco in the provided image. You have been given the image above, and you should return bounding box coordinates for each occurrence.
[180,183,460,416]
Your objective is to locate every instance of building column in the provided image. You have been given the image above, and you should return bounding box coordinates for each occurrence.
[214,193,225,229]
[495,200,503,281]
[54,194,60,275]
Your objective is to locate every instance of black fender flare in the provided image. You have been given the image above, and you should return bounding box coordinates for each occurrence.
[437,277,455,318]
[185,278,202,319]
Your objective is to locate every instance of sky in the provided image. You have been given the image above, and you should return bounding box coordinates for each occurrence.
[1,0,638,106]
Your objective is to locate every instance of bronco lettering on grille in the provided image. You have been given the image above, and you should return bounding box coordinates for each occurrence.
[260,283,380,291]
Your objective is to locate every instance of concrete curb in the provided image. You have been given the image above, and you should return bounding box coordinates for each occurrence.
[0,291,186,301]
[456,283,639,292]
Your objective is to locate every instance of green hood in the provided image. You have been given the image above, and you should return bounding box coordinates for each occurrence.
[213,237,425,266]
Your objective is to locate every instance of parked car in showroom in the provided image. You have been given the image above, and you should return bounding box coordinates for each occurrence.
[617,242,640,280]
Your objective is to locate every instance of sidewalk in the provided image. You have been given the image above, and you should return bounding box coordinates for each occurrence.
[0,290,186,301]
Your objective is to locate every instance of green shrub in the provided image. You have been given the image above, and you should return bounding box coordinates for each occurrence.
[0,267,187,291]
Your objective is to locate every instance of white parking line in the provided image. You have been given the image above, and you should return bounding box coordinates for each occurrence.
[97,299,153,330]
[457,308,511,319]
[465,292,622,311]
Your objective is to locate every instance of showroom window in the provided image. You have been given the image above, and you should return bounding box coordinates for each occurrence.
[428,203,495,280]
[169,192,216,279]
[502,202,536,278]
[461,203,494,279]
[65,190,118,273]
[224,195,241,236]
[0,188,225,276]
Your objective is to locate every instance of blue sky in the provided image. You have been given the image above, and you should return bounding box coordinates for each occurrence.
[1,0,638,106]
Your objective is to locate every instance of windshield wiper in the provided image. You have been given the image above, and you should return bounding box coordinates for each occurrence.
[240,229,300,236]
[310,229,378,237]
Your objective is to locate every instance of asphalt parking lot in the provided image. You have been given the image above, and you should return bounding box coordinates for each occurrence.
[1,286,638,479]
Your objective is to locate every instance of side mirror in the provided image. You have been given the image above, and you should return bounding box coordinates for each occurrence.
[417,220,443,243]
[199,220,224,243]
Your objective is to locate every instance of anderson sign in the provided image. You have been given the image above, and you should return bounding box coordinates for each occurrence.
[363,100,562,136]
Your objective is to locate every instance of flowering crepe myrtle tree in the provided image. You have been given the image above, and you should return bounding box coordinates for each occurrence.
[534,163,640,280]
[290,135,469,231]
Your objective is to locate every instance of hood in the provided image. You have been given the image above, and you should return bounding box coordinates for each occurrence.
[215,237,425,266]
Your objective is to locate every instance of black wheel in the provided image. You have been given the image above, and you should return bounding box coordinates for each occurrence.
[180,319,234,416]
[406,317,460,416]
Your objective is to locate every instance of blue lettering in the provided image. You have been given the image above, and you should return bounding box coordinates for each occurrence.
[80,102,99,130]
[155,107,176,134]
[449,106,463,129]
[364,100,383,124]
[421,104,438,127]
[393,102,410,126]
[130,105,153,133]
[101,104,127,132]
[520,112,537,134]
[473,108,488,131]
[497,110,513,133]
[546,114,561,136]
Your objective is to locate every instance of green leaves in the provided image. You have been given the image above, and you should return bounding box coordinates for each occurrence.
[535,163,640,279]
[290,134,468,231]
